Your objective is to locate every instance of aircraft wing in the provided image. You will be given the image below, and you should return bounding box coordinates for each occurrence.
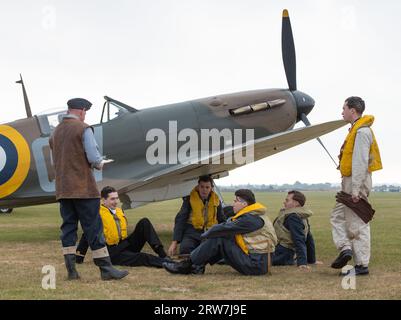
[119,119,346,208]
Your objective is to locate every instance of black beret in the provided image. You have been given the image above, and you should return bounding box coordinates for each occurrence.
[235,189,256,205]
[67,98,92,111]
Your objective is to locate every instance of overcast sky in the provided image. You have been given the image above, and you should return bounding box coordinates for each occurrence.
[1,0,400,185]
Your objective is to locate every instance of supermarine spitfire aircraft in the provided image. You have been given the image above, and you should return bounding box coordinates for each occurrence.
[0,10,346,214]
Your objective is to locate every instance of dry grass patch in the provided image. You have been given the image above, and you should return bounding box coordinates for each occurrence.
[0,192,400,299]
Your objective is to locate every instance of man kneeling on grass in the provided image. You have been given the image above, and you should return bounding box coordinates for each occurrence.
[162,189,277,275]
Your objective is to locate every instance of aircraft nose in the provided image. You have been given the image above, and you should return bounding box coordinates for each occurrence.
[292,90,315,121]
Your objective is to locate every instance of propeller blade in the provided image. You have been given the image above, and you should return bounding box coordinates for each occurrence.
[300,112,311,126]
[301,113,338,167]
[281,9,297,91]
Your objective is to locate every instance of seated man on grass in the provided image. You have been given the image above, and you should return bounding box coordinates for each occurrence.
[272,190,322,270]
[162,189,277,275]
[76,186,172,268]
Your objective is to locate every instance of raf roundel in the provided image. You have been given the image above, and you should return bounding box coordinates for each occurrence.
[0,125,31,198]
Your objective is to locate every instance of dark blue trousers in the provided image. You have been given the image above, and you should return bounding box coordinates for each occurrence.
[59,198,106,251]
[77,218,166,267]
[190,237,268,275]
[271,244,296,266]
[179,225,203,254]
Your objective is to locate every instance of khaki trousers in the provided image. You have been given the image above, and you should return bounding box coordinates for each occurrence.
[330,176,372,266]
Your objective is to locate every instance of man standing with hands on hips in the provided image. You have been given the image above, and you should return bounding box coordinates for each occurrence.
[49,98,128,281]
[330,96,382,276]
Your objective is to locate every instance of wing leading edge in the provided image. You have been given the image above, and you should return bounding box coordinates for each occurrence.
[119,119,346,208]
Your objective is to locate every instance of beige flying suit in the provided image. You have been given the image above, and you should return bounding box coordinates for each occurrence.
[331,126,373,267]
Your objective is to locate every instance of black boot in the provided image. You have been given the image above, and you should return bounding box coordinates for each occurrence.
[191,264,205,275]
[331,249,353,269]
[352,265,369,276]
[163,259,192,274]
[93,257,129,280]
[64,254,80,280]
[340,265,369,276]
[162,256,175,264]
[75,252,85,264]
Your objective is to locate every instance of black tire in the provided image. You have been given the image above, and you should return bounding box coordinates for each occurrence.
[0,208,13,214]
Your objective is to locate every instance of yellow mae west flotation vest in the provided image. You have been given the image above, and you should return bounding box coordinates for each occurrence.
[188,187,220,230]
[232,203,277,255]
[339,115,383,177]
[99,205,128,246]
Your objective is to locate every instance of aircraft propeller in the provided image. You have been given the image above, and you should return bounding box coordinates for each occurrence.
[281,9,338,167]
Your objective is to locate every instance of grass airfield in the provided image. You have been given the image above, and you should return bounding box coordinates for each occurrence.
[0,191,400,300]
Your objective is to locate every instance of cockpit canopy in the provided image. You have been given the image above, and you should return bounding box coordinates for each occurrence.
[101,101,127,123]
[36,108,67,136]
[100,96,136,124]
[35,96,137,136]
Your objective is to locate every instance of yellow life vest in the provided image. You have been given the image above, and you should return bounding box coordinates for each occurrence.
[232,203,277,255]
[188,187,220,230]
[339,115,383,177]
[99,205,128,246]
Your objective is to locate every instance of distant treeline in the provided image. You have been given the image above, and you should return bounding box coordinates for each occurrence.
[218,182,400,192]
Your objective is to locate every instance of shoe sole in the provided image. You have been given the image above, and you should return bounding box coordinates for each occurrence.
[67,273,80,280]
[101,271,129,280]
[339,270,369,276]
[164,268,191,275]
[163,264,191,275]
[331,254,352,269]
